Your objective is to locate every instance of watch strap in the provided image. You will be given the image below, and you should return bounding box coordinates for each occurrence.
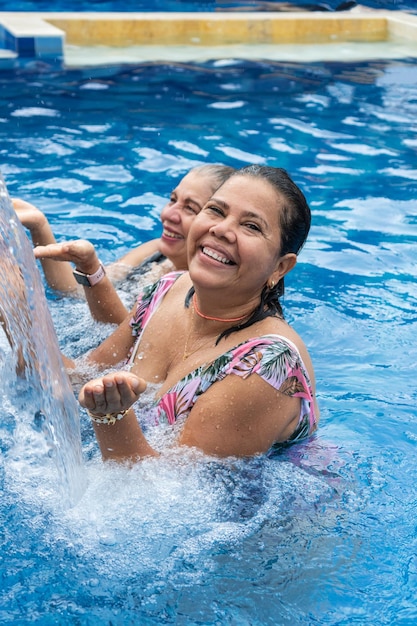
[73,262,106,287]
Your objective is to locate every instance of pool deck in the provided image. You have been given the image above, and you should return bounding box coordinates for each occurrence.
[1,7,417,68]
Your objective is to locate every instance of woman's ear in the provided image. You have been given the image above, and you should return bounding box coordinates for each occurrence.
[269,253,297,287]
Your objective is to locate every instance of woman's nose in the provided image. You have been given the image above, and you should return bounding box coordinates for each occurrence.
[161,202,181,223]
[209,219,237,242]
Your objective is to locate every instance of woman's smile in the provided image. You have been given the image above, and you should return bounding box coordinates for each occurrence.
[161,227,183,241]
[200,245,235,266]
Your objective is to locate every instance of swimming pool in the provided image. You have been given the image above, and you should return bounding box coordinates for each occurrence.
[1,56,417,624]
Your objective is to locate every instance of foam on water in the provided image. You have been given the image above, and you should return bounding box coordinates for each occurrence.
[5,433,339,587]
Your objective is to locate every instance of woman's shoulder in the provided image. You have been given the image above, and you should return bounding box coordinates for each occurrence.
[252,318,316,391]
[256,316,306,354]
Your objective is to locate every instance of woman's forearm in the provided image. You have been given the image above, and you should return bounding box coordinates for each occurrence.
[13,198,78,292]
[79,371,155,462]
[90,408,157,462]
[82,275,129,324]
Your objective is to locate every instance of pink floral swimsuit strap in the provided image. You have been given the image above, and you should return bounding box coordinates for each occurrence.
[129,272,317,445]
[127,271,185,367]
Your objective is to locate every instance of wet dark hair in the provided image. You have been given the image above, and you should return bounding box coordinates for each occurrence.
[190,164,236,194]
[185,164,311,343]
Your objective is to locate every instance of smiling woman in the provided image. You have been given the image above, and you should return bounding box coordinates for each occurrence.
[74,164,319,462]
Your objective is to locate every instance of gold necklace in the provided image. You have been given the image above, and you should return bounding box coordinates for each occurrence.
[183,305,215,361]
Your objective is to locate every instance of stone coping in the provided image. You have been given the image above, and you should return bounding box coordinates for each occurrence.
[0,9,416,68]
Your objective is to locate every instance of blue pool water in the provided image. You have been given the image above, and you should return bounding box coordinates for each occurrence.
[0,1,416,13]
[1,57,417,624]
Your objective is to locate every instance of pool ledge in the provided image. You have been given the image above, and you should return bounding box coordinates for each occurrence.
[0,8,417,68]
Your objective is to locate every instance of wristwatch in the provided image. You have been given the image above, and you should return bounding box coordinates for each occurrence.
[73,262,106,287]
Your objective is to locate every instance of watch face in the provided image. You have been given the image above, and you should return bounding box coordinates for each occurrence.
[73,270,91,287]
[73,264,106,287]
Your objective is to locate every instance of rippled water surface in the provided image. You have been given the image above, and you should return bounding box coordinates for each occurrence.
[1,58,417,624]
[1,1,415,11]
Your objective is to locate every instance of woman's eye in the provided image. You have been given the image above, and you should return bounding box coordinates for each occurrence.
[245,222,262,232]
[185,205,199,215]
[206,205,223,216]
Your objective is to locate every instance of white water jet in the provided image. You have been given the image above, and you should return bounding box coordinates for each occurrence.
[0,172,85,506]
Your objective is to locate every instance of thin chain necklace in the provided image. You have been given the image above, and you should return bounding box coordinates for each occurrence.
[192,294,249,323]
[183,305,215,361]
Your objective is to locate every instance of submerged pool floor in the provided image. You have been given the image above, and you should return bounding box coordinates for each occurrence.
[64,39,417,66]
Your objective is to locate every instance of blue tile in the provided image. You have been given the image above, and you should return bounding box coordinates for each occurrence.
[17,37,36,57]
[35,36,63,57]
[5,31,17,51]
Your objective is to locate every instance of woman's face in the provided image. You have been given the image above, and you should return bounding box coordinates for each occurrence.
[158,171,217,270]
[187,175,293,300]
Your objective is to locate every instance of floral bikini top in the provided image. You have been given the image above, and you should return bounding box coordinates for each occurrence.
[129,272,317,444]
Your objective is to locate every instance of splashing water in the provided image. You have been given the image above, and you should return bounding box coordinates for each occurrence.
[0,172,85,506]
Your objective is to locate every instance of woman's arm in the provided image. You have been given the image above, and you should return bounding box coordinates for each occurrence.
[15,199,164,322]
[13,198,78,293]
[178,374,302,457]
[85,309,137,367]
[34,240,129,324]
[61,314,136,387]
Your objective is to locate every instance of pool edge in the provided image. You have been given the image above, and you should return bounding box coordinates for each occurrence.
[1,8,417,68]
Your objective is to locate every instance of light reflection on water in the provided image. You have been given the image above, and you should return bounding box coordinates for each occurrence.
[0,57,417,624]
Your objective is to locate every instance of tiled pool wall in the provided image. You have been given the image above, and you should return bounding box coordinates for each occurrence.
[0,14,64,65]
[0,8,417,68]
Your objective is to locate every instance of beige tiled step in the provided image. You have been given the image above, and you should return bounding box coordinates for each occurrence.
[46,11,390,45]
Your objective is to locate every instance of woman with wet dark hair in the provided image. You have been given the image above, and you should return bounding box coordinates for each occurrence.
[75,164,319,462]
